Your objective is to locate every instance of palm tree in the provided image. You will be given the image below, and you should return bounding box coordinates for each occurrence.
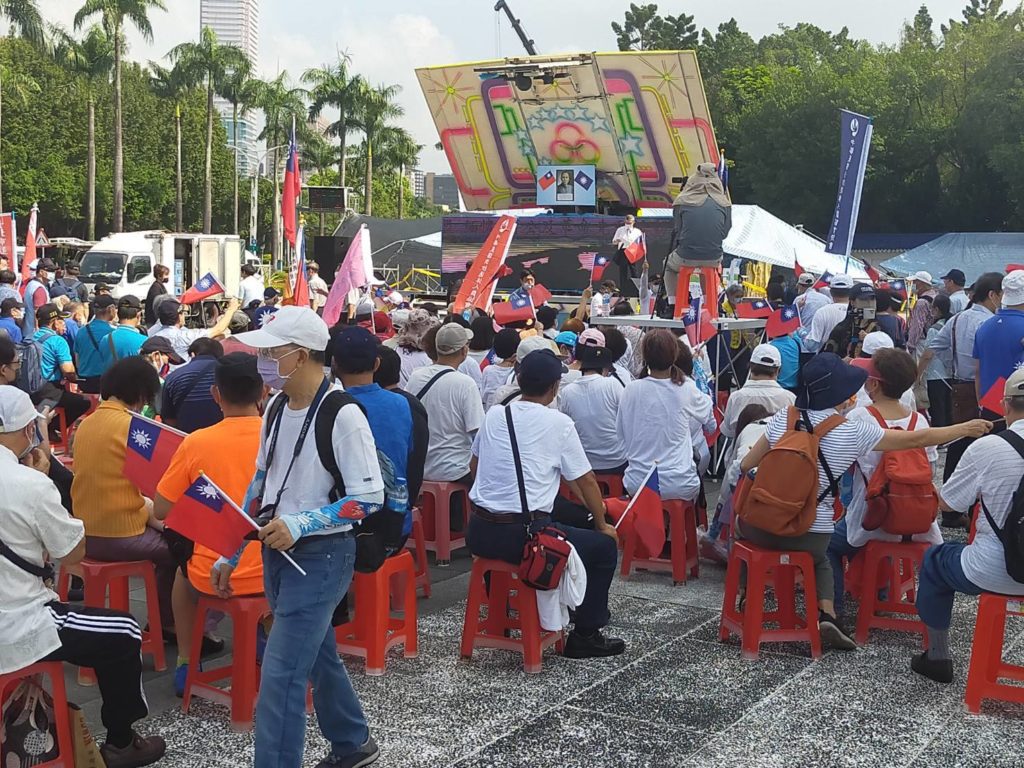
[251,73,307,261]
[301,133,337,180]
[302,56,364,189]
[218,57,258,235]
[0,0,45,46]
[375,126,421,220]
[169,26,247,233]
[148,61,189,231]
[356,82,403,216]
[75,0,167,233]
[0,65,39,212]
[55,26,114,241]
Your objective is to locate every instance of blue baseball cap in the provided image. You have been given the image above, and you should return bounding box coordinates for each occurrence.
[554,330,578,348]
[330,325,380,369]
[517,349,563,390]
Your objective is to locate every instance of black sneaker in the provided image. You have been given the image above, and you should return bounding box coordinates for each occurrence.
[911,651,954,684]
[562,629,626,659]
[315,736,380,768]
[818,611,857,651]
[941,512,970,529]
[100,732,167,768]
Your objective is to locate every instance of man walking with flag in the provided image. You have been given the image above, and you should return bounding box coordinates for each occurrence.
[610,214,643,298]
[213,306,384,768]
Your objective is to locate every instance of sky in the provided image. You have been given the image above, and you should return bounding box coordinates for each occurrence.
[39,0,976,174]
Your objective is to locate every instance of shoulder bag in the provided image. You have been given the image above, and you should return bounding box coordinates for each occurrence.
[950,314,979,423]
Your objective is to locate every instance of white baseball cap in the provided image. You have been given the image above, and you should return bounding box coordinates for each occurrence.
[911,270,934,285]
[797,273,816,286]
[829,274,854,290]
[862,331,895,356]
[750,343,782,368]
[1002,270,1024,307]
[0,386,44,434]
[233,305,330,351]
[385,290,404,305]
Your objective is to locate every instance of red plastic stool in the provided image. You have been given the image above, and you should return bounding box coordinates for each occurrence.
[719,541,823,660]
[853,540,930,646]
[417,481,469,565]
[593,473,625,499]
[0,662,75,768]
[183,594,270,731]
[460,558,564,674]
[620,500,699,584]
[335,550,418,675]
[407,507,432,598]
[56,559,167,684]
[673,265,722,320]
[49,407,72,456]
[965,594,1024,713]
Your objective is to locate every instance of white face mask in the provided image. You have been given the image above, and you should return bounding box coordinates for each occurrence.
[17,424,40,460]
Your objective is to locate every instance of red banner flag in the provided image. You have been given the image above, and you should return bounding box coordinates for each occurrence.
[623,234,647,264]
[606,467,665,559]
[21,205,37,286]
[979,377,1007,417]
[529,284,552,307]
[282,128,300,248]
[454,214,517,314]
[122,415,185,499]
[291,225,310,308]
[766,305,801,339]
[735,298,773,319]
[165,474,256,558]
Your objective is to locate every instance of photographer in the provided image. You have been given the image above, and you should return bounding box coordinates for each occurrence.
[825,283,878,358]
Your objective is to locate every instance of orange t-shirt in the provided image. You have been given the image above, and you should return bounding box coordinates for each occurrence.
[157,415,264,596]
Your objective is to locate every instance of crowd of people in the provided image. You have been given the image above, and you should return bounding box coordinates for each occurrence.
[2,242,1024,768]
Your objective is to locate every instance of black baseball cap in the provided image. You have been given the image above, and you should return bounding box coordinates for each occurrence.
[140,335,184,365]
[264,287,280,300]
[36,302,70,325]
[157,299,184,325]
[940,268,966,286]
[36,258,56,271]
[331,326,380,370]
[92,294,116,310]
[117,294,142,310]
[95,282,112,293]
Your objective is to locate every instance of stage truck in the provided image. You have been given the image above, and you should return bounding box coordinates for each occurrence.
[77,231,260,301]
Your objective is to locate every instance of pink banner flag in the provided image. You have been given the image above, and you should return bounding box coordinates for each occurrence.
[322,224,372,327]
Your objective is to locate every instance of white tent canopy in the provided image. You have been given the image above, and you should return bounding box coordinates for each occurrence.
[641,204,868,280]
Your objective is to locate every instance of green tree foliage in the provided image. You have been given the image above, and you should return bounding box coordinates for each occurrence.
[612,3,698,51]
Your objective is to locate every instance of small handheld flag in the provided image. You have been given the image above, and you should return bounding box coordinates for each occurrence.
[888,279,908,301]
[591,253,610,282]
[492,293,534,325]
[979,377,1007,417]
[766,304,801,339]
[165,475,260,558]
[122,415,186,499]
[608,465,665,559]
[577,252,598,271]
[179,271,225,305]
[813,271,834,291]
[20,203,37,287]
[624,233,647,265]
[683,298,717,346]
[529,283,552,307]
[735,298,773,319]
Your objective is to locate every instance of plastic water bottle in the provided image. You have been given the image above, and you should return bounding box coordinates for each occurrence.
[390,476,409,515]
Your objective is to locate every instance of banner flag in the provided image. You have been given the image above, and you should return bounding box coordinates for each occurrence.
[825,109,873,262]
[453,214,517,314]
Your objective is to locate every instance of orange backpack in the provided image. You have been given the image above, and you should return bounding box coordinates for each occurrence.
[861,407,938,536]
[736,407,844,537]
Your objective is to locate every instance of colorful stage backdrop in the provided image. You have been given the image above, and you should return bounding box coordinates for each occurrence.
[416,52,719,211]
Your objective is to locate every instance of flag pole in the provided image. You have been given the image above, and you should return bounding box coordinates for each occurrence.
[613,463,658,530]
[132,411,187,437]
[199,471,307,576]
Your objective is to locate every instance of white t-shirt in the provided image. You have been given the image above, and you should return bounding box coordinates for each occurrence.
[308,275,329,310]
[854,383,917,413]
[610,364,634,388]
[721,379,796,439]
[844,407,942,548]
[763,408,885,533]
[796,288,830,331]
[725,421,768,490]
[398,347,432,390]
[0,448,85,674]
[558,373,627,471]
[257,385,383,534]
[240,274,265,308]
[806,302,849,351]
[406,364,484,482]
[459,355,483,388]
[617,377,704,501]
[471,401,591,515]
[152,324,211,361]
[480,364,515,410]
[941,421,1024,595]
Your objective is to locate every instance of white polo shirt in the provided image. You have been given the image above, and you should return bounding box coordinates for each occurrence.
[406,364,484,482]
[558,373,627,471]
[805,302,849,352]
[941,421,1024,595]
[720,379,796,439]
[470,401,591,515]
[0,447,84,674]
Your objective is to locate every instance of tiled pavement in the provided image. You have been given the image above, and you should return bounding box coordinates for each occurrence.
[63,498,1024,767]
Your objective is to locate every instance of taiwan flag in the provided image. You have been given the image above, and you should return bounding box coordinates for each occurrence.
[179,272,225,305]
[683,299,717,346]
[282,125,301,248]
[607,468,665,559]
[529,283,552,307]
[591,253,610,281]
[979,377,1007,417]
[888,279,908,301]
[492,293,534,325]
[165,475,256,558]
[122,416,185,499]
[864,261,881,285]
[766,304,801,339]
[624,234,646,264]
[736,298,773,319]
[813,271,834,291]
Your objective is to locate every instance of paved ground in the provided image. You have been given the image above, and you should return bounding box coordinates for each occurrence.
[63,488,1024,768]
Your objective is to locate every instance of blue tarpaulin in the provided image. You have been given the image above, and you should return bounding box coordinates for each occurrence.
[882,233,1024,283]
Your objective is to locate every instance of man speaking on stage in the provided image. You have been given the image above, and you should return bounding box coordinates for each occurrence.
[610,214,643,297]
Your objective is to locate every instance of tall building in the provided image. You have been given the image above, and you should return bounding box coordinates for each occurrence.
[425,172,460,211]
[406,168,426,198]
[200,0,259,176]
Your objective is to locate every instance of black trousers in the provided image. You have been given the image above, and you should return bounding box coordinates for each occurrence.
[613,250,639,297]
[466,513,617,633]
[42,602,148,744]
[32,383,90,427]
[943,409,1006,481]
[927,379,953,428]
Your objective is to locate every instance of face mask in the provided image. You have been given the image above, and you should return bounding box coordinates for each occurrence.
[18,425,40,460]
[257,349,300,390]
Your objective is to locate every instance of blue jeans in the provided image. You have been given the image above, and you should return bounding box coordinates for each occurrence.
[255,533,367,768]
[827,518,861,614]
[916,543,983,630]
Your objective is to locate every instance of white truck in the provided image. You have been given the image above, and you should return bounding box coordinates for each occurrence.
[77,231,259,300]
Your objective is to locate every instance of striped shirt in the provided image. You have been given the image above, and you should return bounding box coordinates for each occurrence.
[941,421,1024,595]
[161,355,222,433]
[764,408,885,533]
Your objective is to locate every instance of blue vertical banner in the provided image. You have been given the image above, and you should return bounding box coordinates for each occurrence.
[825,109,873,265]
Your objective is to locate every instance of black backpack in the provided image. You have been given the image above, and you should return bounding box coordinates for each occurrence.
[15,335,46,395]
[981,431,1024,584]
[265,390,406,573]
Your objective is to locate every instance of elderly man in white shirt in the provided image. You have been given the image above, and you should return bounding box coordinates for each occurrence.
[913,369,1024,684]
[239,263,264,309]
[804,274,854,353]
[610,214,643,297]
[720,344,796,439]
[795,272,831,336]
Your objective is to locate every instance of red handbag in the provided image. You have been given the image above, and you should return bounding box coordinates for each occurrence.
[505,406,571,591]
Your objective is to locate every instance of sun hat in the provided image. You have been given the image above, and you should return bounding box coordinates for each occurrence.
[796,352,868,411]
